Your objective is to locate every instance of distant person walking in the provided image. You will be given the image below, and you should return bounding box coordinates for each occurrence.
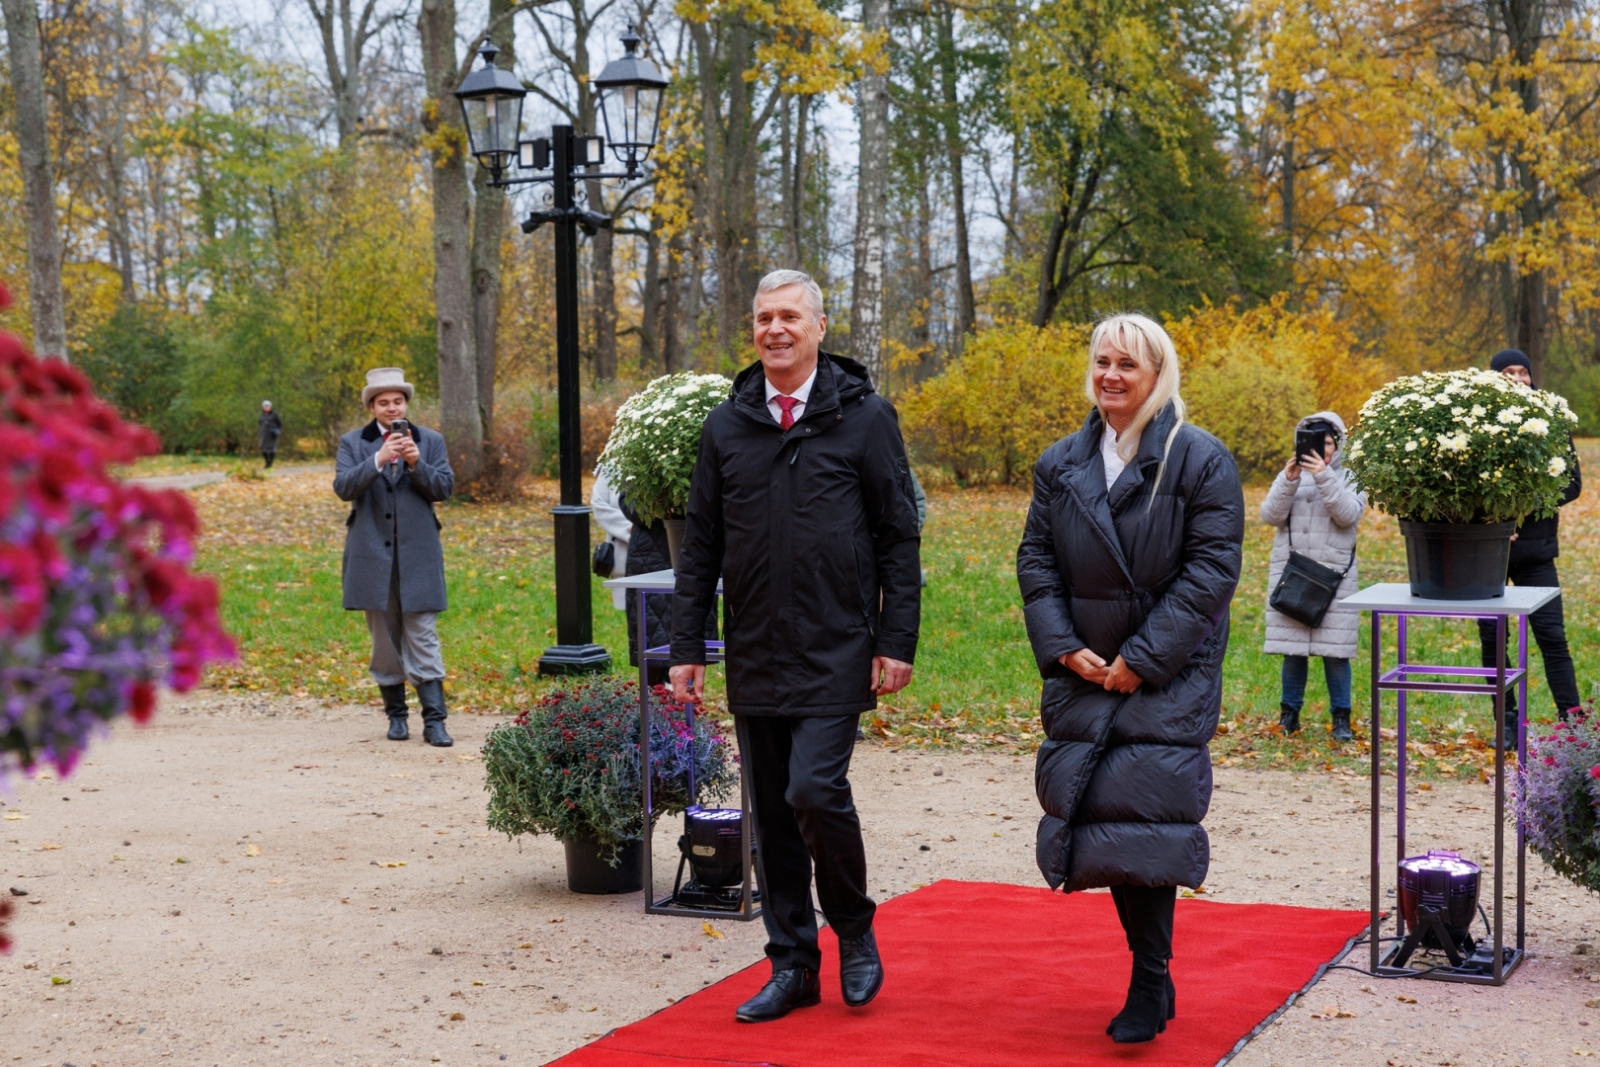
[259,400,282,468]
[1481,349,1583,732]
[1261,412,1364,742]
[333,368,457,747]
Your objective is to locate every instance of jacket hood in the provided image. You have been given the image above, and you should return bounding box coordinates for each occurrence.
[1297,410,1347,467]
[730,351,875,413]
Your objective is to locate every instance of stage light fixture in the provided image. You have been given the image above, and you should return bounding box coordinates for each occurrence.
[1393,850,1481,968]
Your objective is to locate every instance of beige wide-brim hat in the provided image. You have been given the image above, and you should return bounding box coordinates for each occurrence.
[362,367,415,407]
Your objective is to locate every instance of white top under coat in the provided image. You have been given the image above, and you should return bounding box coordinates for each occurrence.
[1101,421,1140,490]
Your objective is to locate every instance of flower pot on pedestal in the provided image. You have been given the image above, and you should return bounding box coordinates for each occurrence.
[1398,520,1516,600]
[662,518,686,570]
[562,836,643,894]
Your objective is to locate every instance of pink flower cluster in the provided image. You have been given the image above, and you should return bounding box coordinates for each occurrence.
[0,288,234,779]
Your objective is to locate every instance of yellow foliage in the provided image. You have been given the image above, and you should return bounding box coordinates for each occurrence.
[900,321,1092,485]
[1168,298,1384,478]
[903,300,1380,484]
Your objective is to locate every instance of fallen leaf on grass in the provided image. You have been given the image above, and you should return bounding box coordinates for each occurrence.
[702,921,724,939]
[245,844,261,857]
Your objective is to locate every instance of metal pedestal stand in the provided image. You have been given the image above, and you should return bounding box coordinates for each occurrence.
[603,570,760,921]
[1340,583,1560,985]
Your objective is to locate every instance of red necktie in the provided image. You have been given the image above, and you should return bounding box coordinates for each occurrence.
[775,395,800,431]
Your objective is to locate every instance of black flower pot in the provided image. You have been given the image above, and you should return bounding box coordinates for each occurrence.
[1398,519,1516,600]
[562,836,643,894]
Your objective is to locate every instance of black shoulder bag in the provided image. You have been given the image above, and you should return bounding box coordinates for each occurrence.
[591,540,616,577]
[1269,525,1355,629]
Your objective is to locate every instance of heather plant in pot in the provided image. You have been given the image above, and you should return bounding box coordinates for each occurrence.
[1514,701,1600,894]
[1345,369,1578,599]
[481,678,736,893]
[595,372,730,567]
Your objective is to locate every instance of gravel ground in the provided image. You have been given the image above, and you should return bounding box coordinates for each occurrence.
[3,690,1599,1067]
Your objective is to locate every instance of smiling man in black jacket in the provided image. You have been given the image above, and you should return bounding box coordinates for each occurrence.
[670,269,922,1023]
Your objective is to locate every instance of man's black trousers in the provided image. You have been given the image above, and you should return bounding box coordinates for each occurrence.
[735,713,875,974]
[1477,558,1581,717]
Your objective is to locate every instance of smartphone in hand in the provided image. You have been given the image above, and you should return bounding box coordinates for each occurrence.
[1294,428,1323,464]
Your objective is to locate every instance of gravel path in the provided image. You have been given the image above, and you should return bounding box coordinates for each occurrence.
[2,690,1597,1066]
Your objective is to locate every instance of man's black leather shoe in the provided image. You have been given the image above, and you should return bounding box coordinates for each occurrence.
[735,967,820,1023]
[838,928,884,1007]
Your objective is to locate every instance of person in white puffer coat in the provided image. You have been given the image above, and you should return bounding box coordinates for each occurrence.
[1261,411,1365,741]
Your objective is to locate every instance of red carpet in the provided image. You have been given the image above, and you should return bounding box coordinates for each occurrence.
[547,880,1368,1067]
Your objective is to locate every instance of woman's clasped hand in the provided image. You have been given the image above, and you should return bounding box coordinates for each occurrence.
[1059,648,1144,693]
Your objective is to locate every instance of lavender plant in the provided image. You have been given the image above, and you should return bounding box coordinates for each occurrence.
[1514,701,1600,893]
[482,679,737,862]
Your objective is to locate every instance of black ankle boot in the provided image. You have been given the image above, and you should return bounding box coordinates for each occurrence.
[380,684,409,741]
[415,679,453,747]
[1279,703,1301,733]
[1109,954,1170,1043]
[1331,708,1353,742]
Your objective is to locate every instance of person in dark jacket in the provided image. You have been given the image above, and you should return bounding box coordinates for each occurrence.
[670,269,921,1024]
[259,401,282,468]
[1480,349,1583,736]
[333,368,457,747]
[1017,313,1244,1044]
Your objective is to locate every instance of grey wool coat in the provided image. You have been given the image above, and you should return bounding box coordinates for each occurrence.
[334,421,455,613]
[1017,404,1244,893]
[1261,411,1364,659]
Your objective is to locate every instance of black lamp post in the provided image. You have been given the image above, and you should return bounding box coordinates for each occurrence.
[455,29,668,676]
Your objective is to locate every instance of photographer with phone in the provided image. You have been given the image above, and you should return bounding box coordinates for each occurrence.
[1261,412,1365,742]
[333,367,457,746]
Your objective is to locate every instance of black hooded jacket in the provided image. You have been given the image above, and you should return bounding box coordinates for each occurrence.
[1511,434,1581,565]
[670,353,921,716]
[1017,404,1244,892]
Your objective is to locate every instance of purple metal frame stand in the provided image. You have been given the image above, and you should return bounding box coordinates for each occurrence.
[1367,608,1528,984]
[633,581,759,921]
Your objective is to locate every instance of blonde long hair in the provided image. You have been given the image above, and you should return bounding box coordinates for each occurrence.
[1084,313,1186,493]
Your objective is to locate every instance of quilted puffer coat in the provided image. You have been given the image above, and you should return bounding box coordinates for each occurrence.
[1017,404,1244,892]
[1260,411,1365,660]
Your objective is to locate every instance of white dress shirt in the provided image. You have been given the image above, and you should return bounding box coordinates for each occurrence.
[765,366,818,426]
[1102,421,1140,491]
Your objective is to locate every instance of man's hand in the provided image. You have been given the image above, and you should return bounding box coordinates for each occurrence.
[375,433,405,465]
[871,656,913,695]
[670,663,705,706]
[1060,648,1109,684]
[397,434,421,468]
[1102,655,1143,694]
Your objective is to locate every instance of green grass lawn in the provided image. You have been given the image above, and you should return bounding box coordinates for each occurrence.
[180,442,1600,778]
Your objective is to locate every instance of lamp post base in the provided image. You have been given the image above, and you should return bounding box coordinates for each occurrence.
[537,643,612,676]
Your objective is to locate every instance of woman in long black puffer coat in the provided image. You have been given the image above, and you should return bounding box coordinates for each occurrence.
[1016,313,1244,1044]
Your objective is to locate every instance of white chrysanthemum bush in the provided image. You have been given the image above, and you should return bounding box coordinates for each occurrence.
[596,372,731,525]
[1346,369,1578,525]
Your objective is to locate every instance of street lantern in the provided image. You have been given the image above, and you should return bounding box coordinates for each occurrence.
[452,27,670,676]
[455,41,526,180]
[591,26,668,177]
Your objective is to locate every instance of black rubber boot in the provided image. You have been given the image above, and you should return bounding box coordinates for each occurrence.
[1109,954,1170,1043]
[380,684,409,741]
[1500,706,1520,752]
[1331,708,1354,743]
[415,679,453,747]
[1279,703,1301,734]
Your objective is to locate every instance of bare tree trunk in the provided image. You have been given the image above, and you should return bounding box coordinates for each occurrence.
[639,226,661,367]
[419,0,483,480]
[936,3,973,343]
[849,0,890,380]
[307,0,386,145]
[1279,88,1296,257]
[470,0,514,436]
[2,0,68,359]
